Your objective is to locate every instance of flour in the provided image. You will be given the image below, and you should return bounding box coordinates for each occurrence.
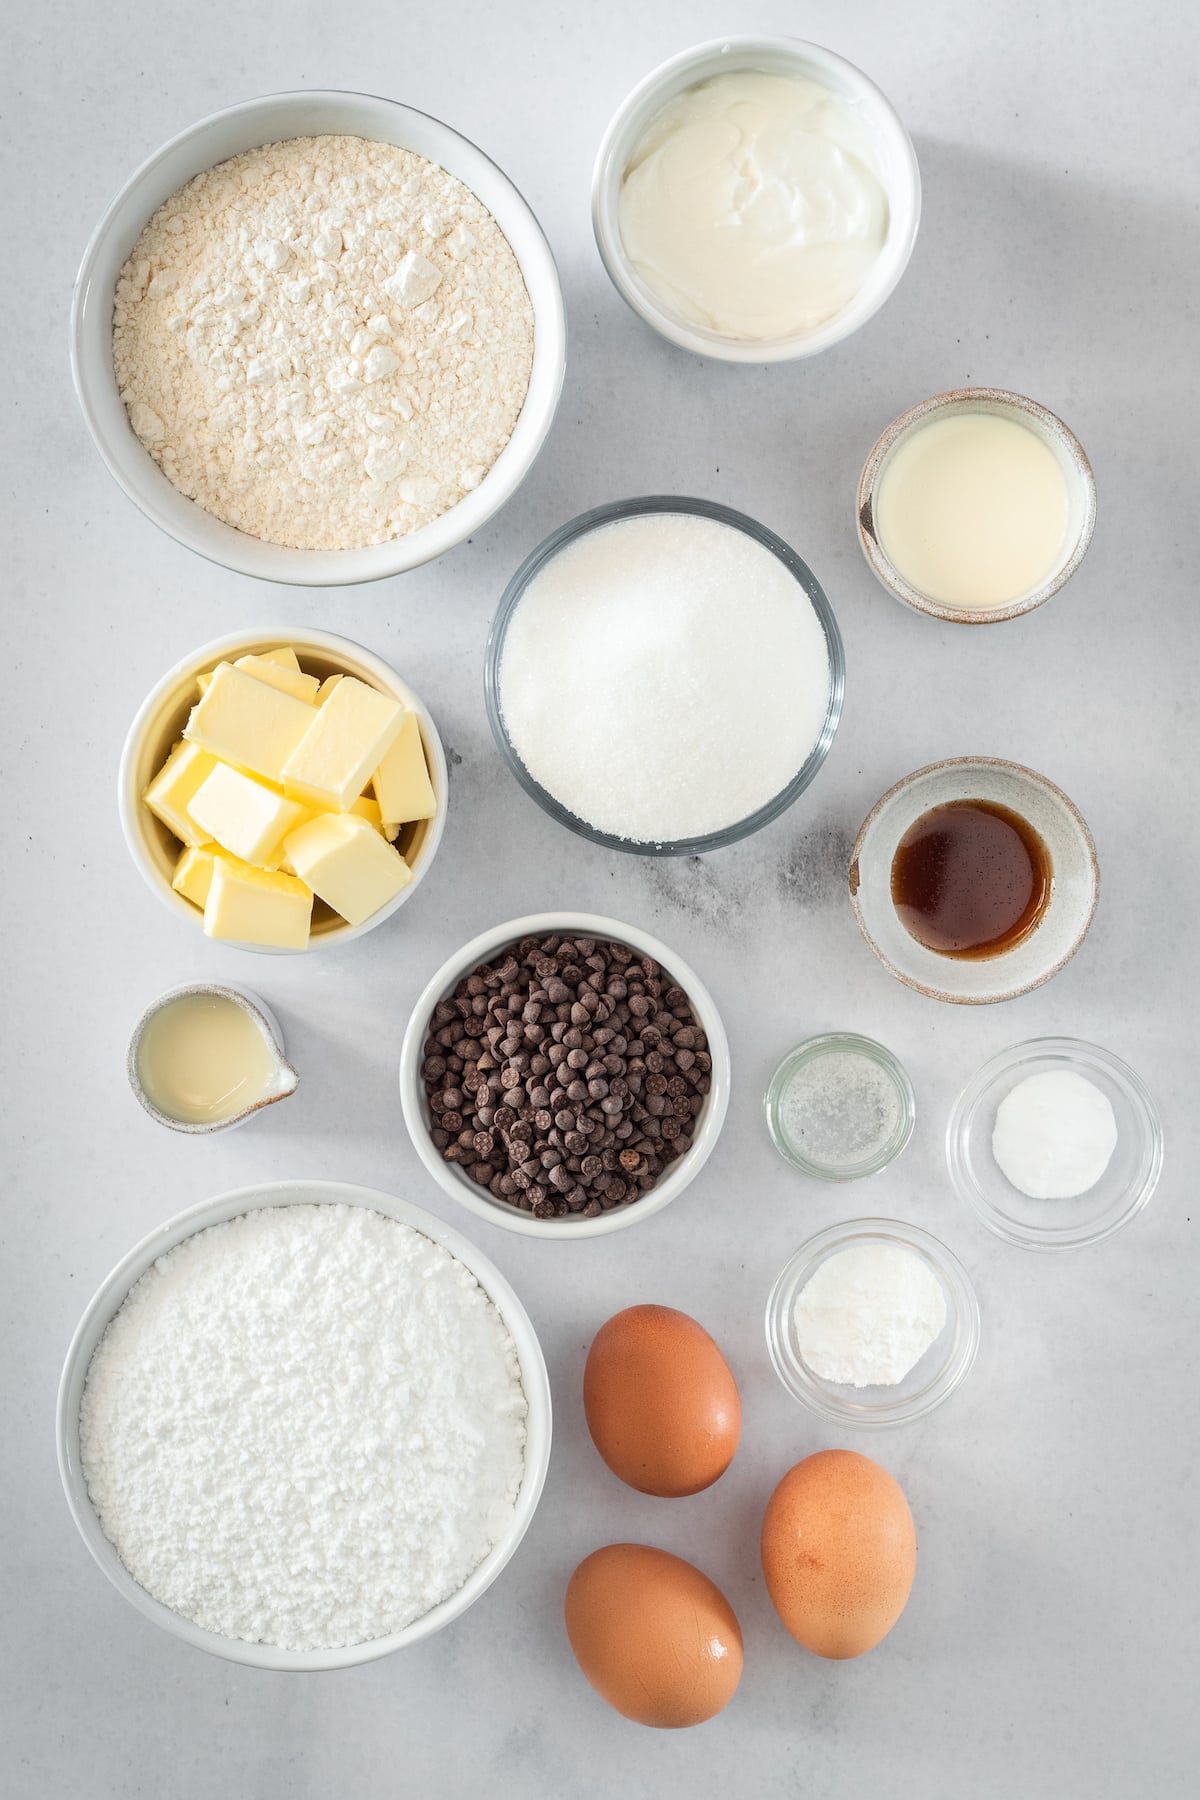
[112,137,534,550]
[793,1243,947,1388]
[79,1204,528,1650]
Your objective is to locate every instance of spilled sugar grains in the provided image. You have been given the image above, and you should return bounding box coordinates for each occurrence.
[421,933,710,1219]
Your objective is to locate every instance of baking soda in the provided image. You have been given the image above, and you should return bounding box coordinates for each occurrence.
[499,511,832,843]
[79,1204,527,1650]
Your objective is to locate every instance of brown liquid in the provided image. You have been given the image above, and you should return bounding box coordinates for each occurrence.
[890,799,1051,959]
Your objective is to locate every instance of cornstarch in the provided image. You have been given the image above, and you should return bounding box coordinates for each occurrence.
[113,136,534,550]
[794,1243,947,1388]
[79,1204,528,1651]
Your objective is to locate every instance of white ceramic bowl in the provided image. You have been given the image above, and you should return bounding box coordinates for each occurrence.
[592,37,920,362]
[119,627,448,952]
[399,912,731,1237]
[857,389,1097,624]
[71,90,566,585]
[849,757,1099,1004]
[56,1179,552,1671]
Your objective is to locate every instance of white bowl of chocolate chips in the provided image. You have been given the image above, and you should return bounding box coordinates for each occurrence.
[398,912,731,1237]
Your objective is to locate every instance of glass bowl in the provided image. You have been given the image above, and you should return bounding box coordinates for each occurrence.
[765,1218,981,1427]
[946,1038,1163,1250]
[483,496,845,856]
[764,1033,915,1180]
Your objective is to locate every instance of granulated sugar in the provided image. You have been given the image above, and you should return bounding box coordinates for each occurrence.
[113,136,534,550]
[498,511,832,843]
[79,1204,527,1651]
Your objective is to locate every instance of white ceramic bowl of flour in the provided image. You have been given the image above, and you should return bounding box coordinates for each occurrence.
[56,1180,552,1670]
[71,90,565,585]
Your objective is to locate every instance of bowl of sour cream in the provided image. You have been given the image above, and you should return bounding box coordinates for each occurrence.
[591,37,920,362]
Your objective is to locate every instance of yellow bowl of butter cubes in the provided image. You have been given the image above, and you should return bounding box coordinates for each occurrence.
[120,630,448,951]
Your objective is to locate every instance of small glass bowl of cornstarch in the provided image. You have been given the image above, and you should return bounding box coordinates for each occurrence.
[947,1038,1163,1250]
[56,1181,551,1669]
[71,91,565,585]
[765,1033,915,1180]
[486,497,844,853]
[765,1219,981,1426]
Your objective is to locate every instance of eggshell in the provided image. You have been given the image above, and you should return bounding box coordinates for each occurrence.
[761,1449,916,1659]
[564,1543,743,1727]
[583,1304,741,1497]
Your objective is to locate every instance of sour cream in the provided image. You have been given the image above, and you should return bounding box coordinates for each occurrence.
[618,69,889,341]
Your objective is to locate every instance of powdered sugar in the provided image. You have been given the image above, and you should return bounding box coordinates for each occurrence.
[498,511,832,843]
[79,1204,527,1651]
[112,136,534,550]
[793,1243,947,1388]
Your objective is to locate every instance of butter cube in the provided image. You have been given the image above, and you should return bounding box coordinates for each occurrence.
[316,673,344,705]
[188,762,310,870]
[184,662,318,784]
[143,740,219,847]
[281,676,405,812]
[203,855,312,950]
[234,652,320,705]
[351,793,384,829]
[196,670,213,698]
[171,844,217,908]
[373,711,436,827]
[259,646,301,671]
[284,812,412,926]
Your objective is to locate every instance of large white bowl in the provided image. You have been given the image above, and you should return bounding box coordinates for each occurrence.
[399,913,732,1238]
[56,1180,552,1671]
[71,90,566,585]
[118,627,449,952]
[592,37,921,362]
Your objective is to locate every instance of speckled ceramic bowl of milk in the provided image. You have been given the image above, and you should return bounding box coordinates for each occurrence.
[56,1180,552,1671]
[592,38,920,361]
[71,90,565,585]
[849,757,1099,1004]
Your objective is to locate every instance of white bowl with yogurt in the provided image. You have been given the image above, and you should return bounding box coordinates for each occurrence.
[592,38,920,361]
[71,90,566,585]
[56,1180,552,1669]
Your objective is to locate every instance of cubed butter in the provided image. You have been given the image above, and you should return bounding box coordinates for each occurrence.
[316,673,344,705]
[143,740,219,847]
[235,652,321,705]
[373,711,436,827]
[203,855,312,950]
[188,762,310,870]
[171,845,217,908]
[184,661,318,784]
[281,676,405,812]
[351,793,384,829]
[258,645,301,671]
[196,670,213,698]
[284,812,412,927]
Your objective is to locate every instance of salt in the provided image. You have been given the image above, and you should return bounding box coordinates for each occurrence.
[778,1049,903,1170]
[499,511,831,843]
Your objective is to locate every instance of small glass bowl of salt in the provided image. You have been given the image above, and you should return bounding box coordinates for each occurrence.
[765,1033,915,1180]
[765,1218,982,1426]
[946,1038,1163,1251]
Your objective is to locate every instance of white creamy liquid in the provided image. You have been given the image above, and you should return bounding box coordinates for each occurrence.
[618,70,889,340]
[875,411,1071,609]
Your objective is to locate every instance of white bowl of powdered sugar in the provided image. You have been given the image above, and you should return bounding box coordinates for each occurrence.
[71,91,565,584]
[57,1181,551,1669]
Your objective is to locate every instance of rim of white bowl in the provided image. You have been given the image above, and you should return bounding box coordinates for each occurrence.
[117,627,449,952]
[56,1179,553,1670]
[591,36,921,363]
[71,89,566,585]
[399,912,731,1237]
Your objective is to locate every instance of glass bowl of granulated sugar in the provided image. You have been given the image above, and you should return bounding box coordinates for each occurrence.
[71,91,565,585]
[485,496,845,854]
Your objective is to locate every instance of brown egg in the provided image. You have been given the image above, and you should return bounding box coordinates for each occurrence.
[583,1304,741,1497]
[761,1449,916,1659]
[565,1543,743,1727]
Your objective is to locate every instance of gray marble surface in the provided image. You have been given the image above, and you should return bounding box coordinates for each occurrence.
[3,1,1196,1794]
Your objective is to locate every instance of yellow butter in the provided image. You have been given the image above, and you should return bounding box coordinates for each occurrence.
[259,645,301,671]
[203,855,313,950]
[196,670,213,698]
[281,676,405,812]
[188,761,310,870]
[184,662,318,784]
[171,845,217,908]
[283,812,412,927]
[373,711,436,827]
[351,793,384,829]
[143,740,219,847]
[234,652,320,705]
[316,673,344,705]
